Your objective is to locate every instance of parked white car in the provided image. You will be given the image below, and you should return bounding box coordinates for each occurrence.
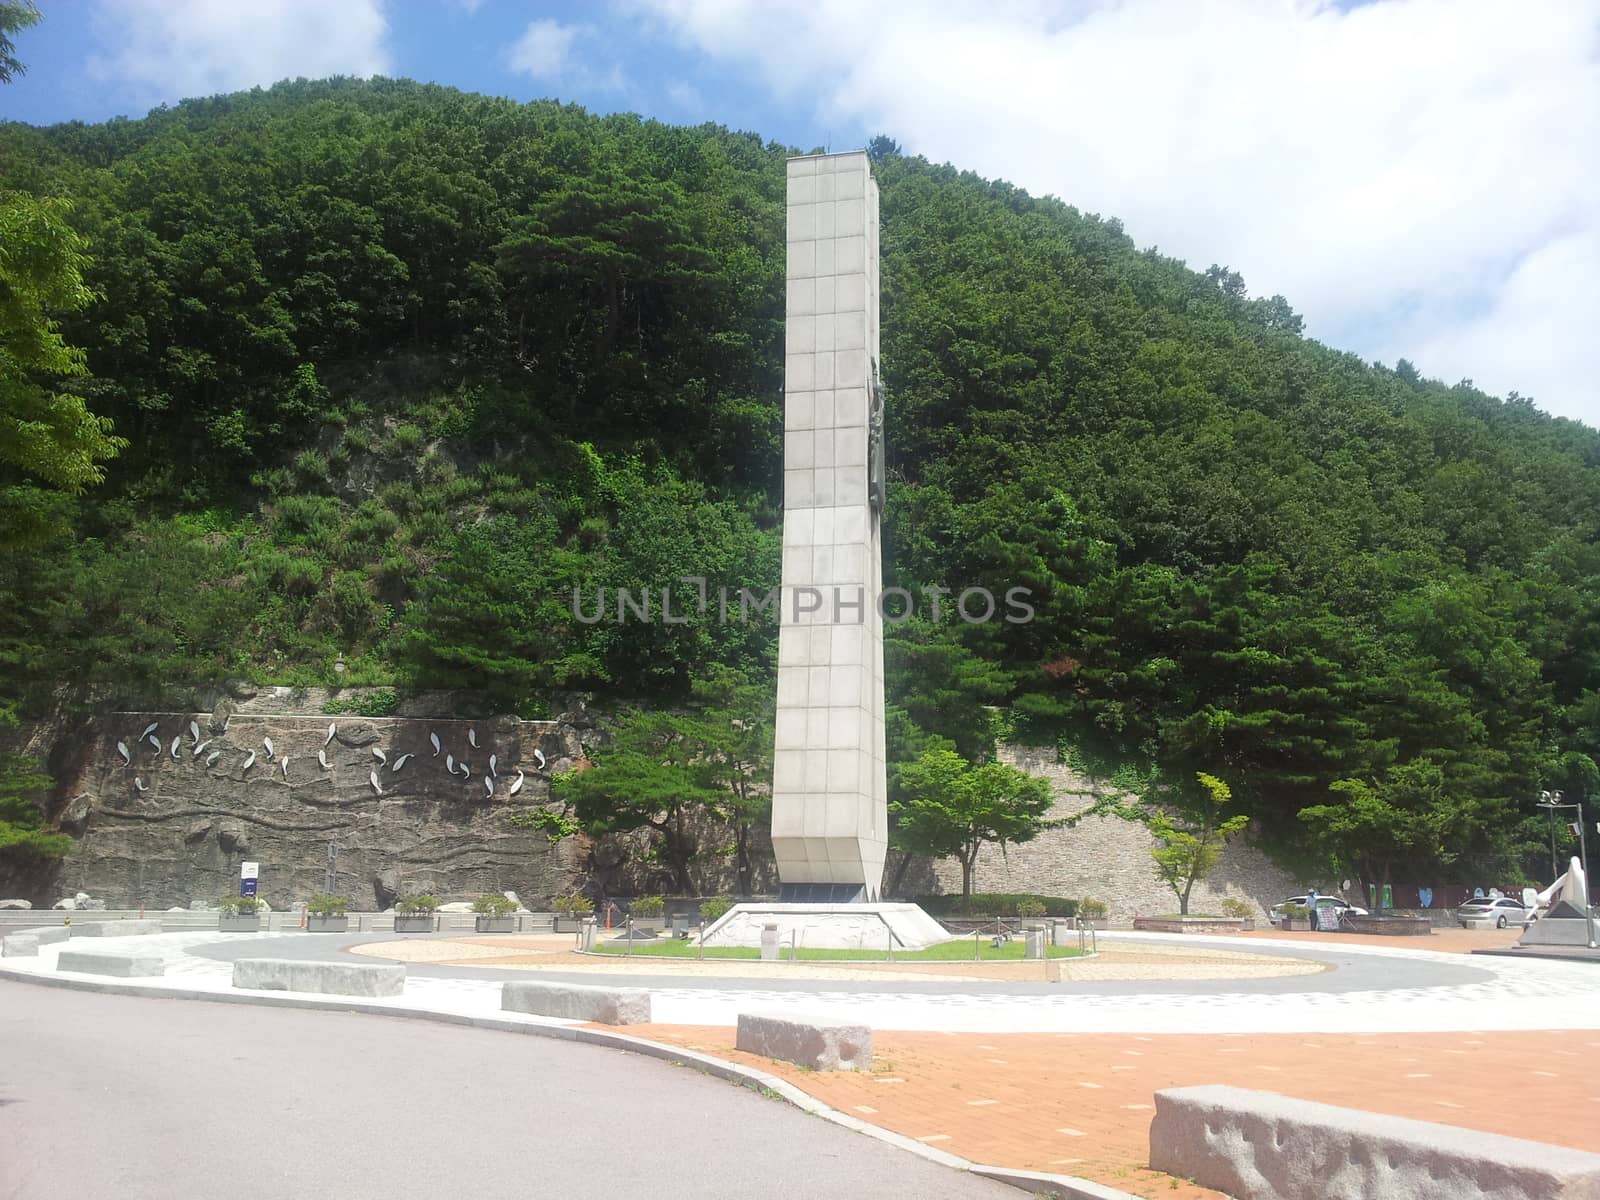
[1456,896,1534,929]
[1268,896,1370,926]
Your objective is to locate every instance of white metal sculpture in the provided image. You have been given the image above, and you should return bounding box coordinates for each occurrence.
[446,753,455,774]
[488,753,497,777]
[280,756,290,779]
[369,770,383,795]
[533,749,546,771]
[468,728,478,749]
[392,753,411,772]
[372,746,386,765]
[140,721,158,741]
[325,722,337,746]
[241,750,256,772]
[508,770,525,796]
[192,739,211,759]
[116,741,131,766]
[133,777,146,792]
[263,737,275,760]
[430,731,441,756]
[170,736,182,759]
[484,775,494,799]
[317,749,330,771]
[189,720,201,744]
[205,750,221,768]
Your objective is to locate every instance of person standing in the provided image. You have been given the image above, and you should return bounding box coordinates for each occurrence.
[1307,885,1320,932]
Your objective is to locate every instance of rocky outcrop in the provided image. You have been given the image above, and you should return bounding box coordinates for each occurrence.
[49,703,588,910]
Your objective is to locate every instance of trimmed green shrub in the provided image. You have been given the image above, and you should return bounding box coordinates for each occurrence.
[396,894,440,914]
[630,894,664,918]
[472,894,517,916]
[553,893,593,916]
[916,893,1079,918]
[306,894,350,915]
[1078,898,1108,920]
[1219,897,1254,919]
[698,896,733,923]
[219,895,263,914]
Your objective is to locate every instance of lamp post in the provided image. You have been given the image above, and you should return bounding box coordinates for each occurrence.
[1537,790,1596,949]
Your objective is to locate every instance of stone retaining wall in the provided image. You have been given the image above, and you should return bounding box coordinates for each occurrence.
[925,746,1299,925]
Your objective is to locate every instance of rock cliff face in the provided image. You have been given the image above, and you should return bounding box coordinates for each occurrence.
[47,689,590,910]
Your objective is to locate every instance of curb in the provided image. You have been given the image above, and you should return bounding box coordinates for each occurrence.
[0,960,1135,1200]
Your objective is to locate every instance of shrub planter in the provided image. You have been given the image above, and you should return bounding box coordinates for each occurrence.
[1133,916,1249,935]
[393,915,435,933]
[1345,914,1431,936]
[219,914,261,932]
[306,915,348,933]
[475,916,515,934]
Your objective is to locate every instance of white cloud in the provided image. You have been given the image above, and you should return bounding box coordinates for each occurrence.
[507,18,627,93]
[633,0,1600,427]
[88,0,390,100]
[508,18,583,81]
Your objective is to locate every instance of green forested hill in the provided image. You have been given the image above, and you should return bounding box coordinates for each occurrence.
[2,77,1596,883]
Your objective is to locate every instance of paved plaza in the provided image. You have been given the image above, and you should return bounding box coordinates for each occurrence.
[4,925,1596,1197]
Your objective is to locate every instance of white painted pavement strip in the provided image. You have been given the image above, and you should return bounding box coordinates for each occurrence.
[4,930,1595,1035]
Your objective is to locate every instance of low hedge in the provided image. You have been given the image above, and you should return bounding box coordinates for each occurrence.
[915,893,1079,918]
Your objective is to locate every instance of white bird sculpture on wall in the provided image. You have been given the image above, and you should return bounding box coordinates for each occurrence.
[263,737,275,761]
[241,750,256,773]
[459,762,471,780]
[488,754,497,777]
[468,728,478,749]
[189,720,201,744]
[280,756,290,779]
[430,732,441,757]
[146,733,161,752]
[134,777,146,792]
[368,770,383,795]
[445,753,455,774]
[193,740,211,759]
[324,722,337,746]
[205,750,221,768]
[533,749,546,771]
[392,753,411,773]
[140,721,158,740]
[317,749,330,771]
[372,746,386,765]
[116,741,131,766]
[508,770,525,796]
[484,775,494,799]
[170,736,183,759]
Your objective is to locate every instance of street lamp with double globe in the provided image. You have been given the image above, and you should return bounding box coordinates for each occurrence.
[1537,790,1596,949]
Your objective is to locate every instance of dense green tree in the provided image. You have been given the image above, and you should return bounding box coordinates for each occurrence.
[0,0,39,84]
[1148,772,1250,916]
[890,746,1054,898]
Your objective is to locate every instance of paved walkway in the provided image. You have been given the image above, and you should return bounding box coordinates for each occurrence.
[624,1024,1600,1199]
[6,925,1596,1198]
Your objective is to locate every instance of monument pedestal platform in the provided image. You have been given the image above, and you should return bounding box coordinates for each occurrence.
[698,902,950,951]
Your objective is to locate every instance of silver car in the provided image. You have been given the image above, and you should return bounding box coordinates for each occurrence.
[1456,896,1533,928]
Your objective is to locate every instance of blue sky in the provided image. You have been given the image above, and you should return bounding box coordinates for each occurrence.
[3,1,1596,429]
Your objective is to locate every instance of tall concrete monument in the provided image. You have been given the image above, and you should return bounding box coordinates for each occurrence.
[699,152,946,950]
[770,150,888,903]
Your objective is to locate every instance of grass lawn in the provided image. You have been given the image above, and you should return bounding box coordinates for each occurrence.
[590,938,1087,962]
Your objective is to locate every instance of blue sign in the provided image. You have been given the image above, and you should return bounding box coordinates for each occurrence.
[240,878,258,897]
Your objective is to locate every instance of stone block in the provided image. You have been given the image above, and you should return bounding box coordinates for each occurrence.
[735,1011,872,1071]
[69,919,164,937]
[231,958,404,997]
[1149,1085,1600,1200]
[2,933,39,956]
[500,980,650,1025]
[57,948,165,977]
[4,925,69,953]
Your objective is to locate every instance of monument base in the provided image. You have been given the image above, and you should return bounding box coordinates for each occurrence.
[698,902,951,951]
[1518,916,1598,948]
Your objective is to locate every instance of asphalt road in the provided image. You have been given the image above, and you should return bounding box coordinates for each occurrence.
[0,982,1016,1200]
